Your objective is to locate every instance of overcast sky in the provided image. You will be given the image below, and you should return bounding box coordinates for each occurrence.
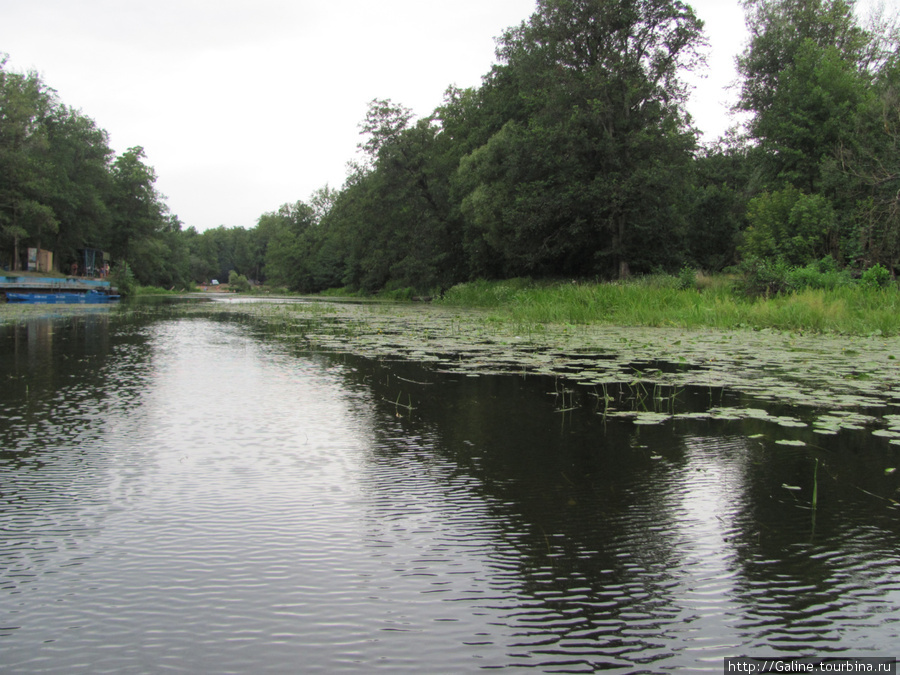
[0,1,894,232]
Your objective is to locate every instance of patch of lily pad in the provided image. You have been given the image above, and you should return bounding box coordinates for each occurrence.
[606,411,672,425]
[188,299,900,438]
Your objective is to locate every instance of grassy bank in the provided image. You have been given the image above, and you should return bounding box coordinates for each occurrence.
[438,276,900,336]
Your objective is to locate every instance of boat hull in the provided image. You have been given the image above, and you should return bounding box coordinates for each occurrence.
[5,291,119,304]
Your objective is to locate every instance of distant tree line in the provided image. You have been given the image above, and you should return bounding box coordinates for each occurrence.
[3,0,898,293]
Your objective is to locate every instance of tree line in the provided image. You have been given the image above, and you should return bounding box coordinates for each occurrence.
[3,0,898,293]
[0,54,185,285]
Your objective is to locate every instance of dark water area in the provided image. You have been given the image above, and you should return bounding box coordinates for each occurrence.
[1,305,899,673]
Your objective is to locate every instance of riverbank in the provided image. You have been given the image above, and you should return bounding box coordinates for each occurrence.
[125,271,900,337]
[436,277,900,336]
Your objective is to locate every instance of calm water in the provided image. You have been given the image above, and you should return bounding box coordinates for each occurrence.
[1,305,899,673]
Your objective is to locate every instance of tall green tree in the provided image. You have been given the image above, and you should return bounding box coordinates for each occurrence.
[357,98,414,161]
[130,213,191,287]
[684,140,756,271]
[736,0,899,267]
[44,105,114,266]
[737,0,870,120]
[108,145,166,272]
[456,0,706,278]
[754,39,871,192]
[183,226,216,283]
[263,201,315,290]
[826,51,900,268]
[0,56,58,269]
[317,100,464,293]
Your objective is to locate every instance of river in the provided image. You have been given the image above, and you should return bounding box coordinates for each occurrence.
[1,300,899,673]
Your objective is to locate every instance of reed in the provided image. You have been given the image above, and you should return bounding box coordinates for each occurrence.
[439,278,900,336]
[812,458,819,511]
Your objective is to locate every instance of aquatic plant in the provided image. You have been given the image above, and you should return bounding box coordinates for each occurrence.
[812,458,819,511]
[164,297,900,442]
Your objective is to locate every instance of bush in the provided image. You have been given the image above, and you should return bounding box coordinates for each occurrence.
[736,256,857,296]
[786,257,852,290]
[228,270,251,292]
[110,262,136,297]
[678,265,697,290]
[742,187,836,265]
[860,263,891,288]
[735,257,794,297]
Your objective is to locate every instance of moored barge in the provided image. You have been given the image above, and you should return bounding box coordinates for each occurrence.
[0,276,120,304]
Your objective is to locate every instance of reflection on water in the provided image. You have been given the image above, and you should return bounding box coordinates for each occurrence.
[1,308,899,673]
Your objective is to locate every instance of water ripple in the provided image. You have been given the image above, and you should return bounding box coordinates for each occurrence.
[1,314,899,672]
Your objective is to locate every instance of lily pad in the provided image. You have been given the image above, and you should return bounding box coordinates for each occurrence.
[632,412,672,425]
[197,301,900,431]
[776,418,808,428]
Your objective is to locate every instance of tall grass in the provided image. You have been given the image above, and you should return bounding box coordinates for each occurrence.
[439,277,900,335]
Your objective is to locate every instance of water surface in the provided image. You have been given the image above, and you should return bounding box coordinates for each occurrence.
[1,305,899,673]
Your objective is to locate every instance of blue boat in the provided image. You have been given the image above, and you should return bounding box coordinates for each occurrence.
[5,290,120,304]
[1,276,120,304]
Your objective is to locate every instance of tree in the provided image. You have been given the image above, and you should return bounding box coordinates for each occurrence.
[320,100,465,293]
[736,0,869,121]
[754,39,870,192]
[455,0,706,278]
[684,140,756,271]
[358,98,414,162]
[0,56,58,269]
[108,146,166,271]
[1,54,193,285]
[44,105,114,266]
[261,200,319,290]
[183,226,217,283]
[735,0,900,268]
[827,51,900,268]
[130,214,191,288]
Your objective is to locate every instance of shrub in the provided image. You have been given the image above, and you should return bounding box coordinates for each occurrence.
[786,257,852,290]
[860,263,891,288]
[735,257,794,296]
[228,270,251,292]
[110,262,136,297]
[677,265,697,291]
[742,187,836,265]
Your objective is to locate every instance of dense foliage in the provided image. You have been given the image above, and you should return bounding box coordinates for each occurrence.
[2,0,898,294]
[261,0,900,295]
[0,55,189,286]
